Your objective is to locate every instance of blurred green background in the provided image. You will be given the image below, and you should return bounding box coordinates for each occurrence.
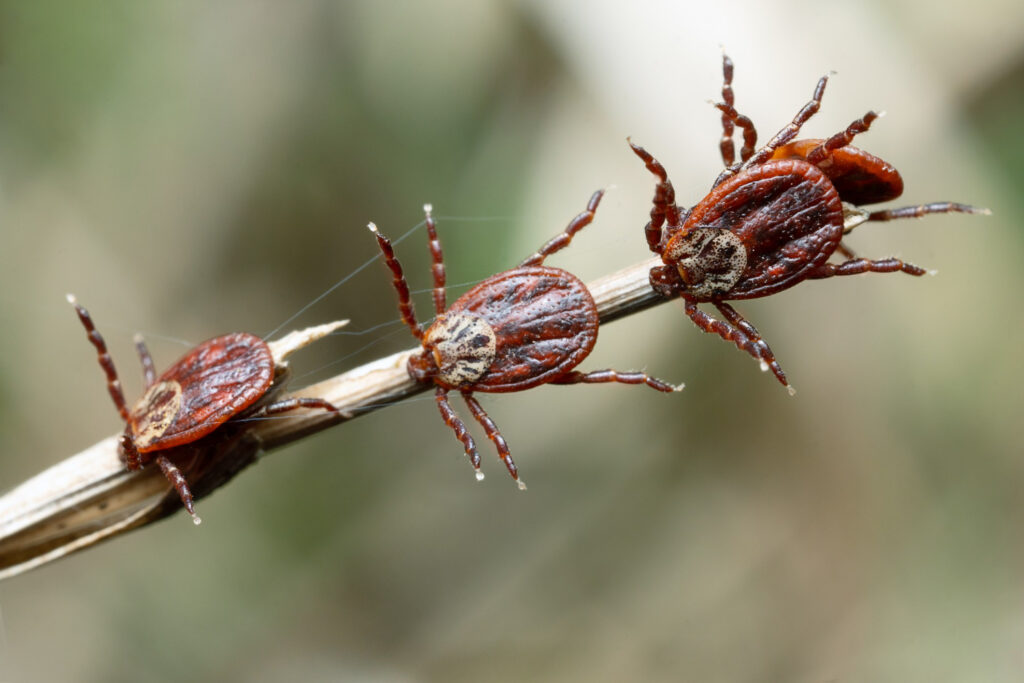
[1,1,1021,680]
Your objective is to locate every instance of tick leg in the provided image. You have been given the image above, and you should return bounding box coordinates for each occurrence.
[714,102,757,166]
[719,52,758,163]
[435,387,483,478]
[67,295,130,422]
[253,397,340,417]
[551,369,681,393]
[713,302,790,391]
[836,241,859,259]
[628,139,684,253]
[133,334,157,390]
[368,223,423,340]
[716,72,830,186]
[520,190,604,268]
[805,111,879,169]
[716,52,757,165]
[683,299,792,391]
[156,455,201,524]
[120,433,143,470]
[720,52,737,166]
[866,202,990,223]
[807,257,927,278]
[422,204,447,315]
[461,391,523,489]
[754,73,829,161]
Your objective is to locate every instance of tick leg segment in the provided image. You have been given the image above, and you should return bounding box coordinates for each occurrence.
[520,190,605,268]
[252,397,339,417]
[754,73,829,163]
[423,204,447,315]
[551,369,680,393]
[836,241,859,259]
[134,334,157,390]
[866,202,989,223]
[462,392,523,489]
[720,52,737,166]
[156,455,200,524]
[67,295,130,422]
[683,298,792,391]
[628,140,683,253]
[807,257,927,278]
[715,102,757,166]
[719,52,758,164]
[369,223,423,340]
[713,302,790,390]
[805,111,879,168]
[120,433,143,470]
[435,387,482,476]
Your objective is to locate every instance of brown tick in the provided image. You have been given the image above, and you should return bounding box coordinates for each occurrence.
[629,53,988,392]
[68,295,339,523]
[369,193,680,488]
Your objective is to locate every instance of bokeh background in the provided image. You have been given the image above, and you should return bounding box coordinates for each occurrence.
[1,1,1022,680]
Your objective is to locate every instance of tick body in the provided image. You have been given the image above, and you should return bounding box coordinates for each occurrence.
[630,53,988,391]
[411,266,597,392]
[68,295,338,523]
[370,195,678,487]
[769,139,903,206]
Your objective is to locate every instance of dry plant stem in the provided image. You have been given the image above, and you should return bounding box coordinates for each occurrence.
[0,257,663,580]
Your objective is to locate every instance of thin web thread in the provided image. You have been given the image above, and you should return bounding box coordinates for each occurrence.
[263,214,511,340]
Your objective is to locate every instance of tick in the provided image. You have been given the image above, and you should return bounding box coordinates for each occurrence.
[68,295,339,523]
[629,53,988,391]
[369,195,680,488]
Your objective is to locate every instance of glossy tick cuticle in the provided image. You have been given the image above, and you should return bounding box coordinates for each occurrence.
[629,52,988,391]
[370,194,679,486]
[68,295,339,522]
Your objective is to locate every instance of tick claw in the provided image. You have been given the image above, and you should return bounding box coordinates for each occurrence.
[517,479,527,491]
[475,470,485,481]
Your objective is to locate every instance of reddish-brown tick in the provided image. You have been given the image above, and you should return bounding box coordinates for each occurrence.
[369,194,680,488]
[629,54,988,391]
[68,295,338,523]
